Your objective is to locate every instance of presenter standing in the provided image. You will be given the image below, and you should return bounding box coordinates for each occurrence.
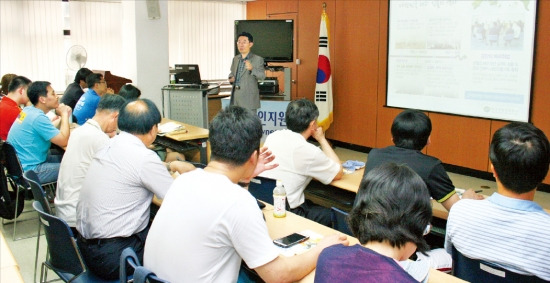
[228,32,265,111]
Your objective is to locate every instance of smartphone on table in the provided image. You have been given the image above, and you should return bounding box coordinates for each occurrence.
[273,233,309,248]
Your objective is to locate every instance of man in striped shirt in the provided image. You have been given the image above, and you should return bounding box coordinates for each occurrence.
[445,122,550,281]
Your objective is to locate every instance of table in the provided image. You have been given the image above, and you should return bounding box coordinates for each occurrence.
[155,118,209,164]
[0,230,24,283]
[261,203,466,283]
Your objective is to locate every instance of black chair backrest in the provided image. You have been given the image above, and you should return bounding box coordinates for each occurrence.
[0,161,25,219]
[133,266,169,283]
[0,142,28,189]
[331,207,352,235]
[33,201,86,277]
[248,176,277,204]
[120,247,141,283]
[24,170,52,215]
[452,246,547,283]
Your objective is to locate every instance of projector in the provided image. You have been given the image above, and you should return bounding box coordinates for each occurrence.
[258,78,279,95]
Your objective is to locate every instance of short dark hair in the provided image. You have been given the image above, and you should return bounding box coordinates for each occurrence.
[391,109,432,150]
[209,106,262,166]
[74,68,93,84]
[85,73,103,89]
[118,84,141,101]
[118,99,161,135]
[285,98,319,133]
[238,32,254,43]
[7,76,32,93]
[1,73,17,95]
[349,162,432,253]
[97,94,126,113]
[27,81,51,105]
[490,122,550,194]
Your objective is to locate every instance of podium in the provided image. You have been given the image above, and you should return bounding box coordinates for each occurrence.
[161,84,220,128]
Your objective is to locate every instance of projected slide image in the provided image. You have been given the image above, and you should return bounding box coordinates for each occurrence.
[387,0,536,122]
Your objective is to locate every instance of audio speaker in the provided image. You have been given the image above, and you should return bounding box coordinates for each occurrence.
[146,0,161,20]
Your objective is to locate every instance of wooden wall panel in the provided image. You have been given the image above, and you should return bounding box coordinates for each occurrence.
[246,1,266,20]
[266,1,297,14]
[428,114,491,171]
[329,1,380,147]
[296,1,333,102]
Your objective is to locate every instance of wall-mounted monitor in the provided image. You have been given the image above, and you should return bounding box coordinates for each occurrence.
[234,20,294,63]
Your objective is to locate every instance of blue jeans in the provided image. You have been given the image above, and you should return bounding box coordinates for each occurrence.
[32,154,62,184]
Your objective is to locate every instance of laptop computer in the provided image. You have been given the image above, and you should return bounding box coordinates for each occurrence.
[174,64,205,87]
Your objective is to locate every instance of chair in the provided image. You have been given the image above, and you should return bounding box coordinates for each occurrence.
[248,176,277,204]
[33,201,117,283]
[1,141,31,240]
[120,247,140,283]
[120,247,169,283]
[24,170,53,283]
[451,246,547,283]
[331,207,353,235]
[133,266,169,283]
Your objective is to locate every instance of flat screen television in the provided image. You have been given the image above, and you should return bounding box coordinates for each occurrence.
[234,20,294,63]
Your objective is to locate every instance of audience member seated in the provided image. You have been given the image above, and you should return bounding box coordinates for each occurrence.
[7,81,71,184]
[445,122,550,281]
[260,98,343,226]
[144,106,348,283]
[1,73,17,97]
[118,84,141,101]
[316,163,433,283]
[73,73,114,125]
[55,94,126,233]
[75,99,194,280]
[0,76,31,140]
[60,67,93,112]
[361,109,483,211]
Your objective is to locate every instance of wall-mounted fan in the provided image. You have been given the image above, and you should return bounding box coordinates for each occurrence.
[66,45,87,71]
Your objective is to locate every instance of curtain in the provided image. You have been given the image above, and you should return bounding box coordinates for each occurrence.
[0,0,65,90]
[167,0,246,80]
[68,1,124,80]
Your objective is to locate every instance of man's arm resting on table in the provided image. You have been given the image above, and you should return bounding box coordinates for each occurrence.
[441,189,485,211]
[50,107,71,148]
[254,234,348,283]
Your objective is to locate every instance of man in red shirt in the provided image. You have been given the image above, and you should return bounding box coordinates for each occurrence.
[0,76,31,140]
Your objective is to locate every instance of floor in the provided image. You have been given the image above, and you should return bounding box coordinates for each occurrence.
[3,146,550,283]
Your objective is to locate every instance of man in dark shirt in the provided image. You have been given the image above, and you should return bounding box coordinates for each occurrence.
[60,68,93,114]
[361,109,483,211]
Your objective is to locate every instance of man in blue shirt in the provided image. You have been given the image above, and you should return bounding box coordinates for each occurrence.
[7,81,72,183]
[446,122,550,281]
[73,73,113,125]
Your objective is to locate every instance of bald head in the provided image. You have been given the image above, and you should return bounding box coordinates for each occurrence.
[118,99,161,135]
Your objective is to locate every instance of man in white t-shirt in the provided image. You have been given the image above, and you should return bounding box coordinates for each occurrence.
[144,106,348,283]
[55,94,125,232]
[261,98,343,226]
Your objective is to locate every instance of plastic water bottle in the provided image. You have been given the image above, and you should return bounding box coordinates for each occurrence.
[273,180,286,218]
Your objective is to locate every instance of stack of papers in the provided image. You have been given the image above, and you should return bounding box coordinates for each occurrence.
[275,230,323,257]
[158,122,185,136]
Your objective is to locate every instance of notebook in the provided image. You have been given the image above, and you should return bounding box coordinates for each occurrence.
[174,64,203,87]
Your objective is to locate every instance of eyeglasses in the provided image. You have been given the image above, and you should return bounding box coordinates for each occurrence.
[99,81,107,85]
[423,224,432,236]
